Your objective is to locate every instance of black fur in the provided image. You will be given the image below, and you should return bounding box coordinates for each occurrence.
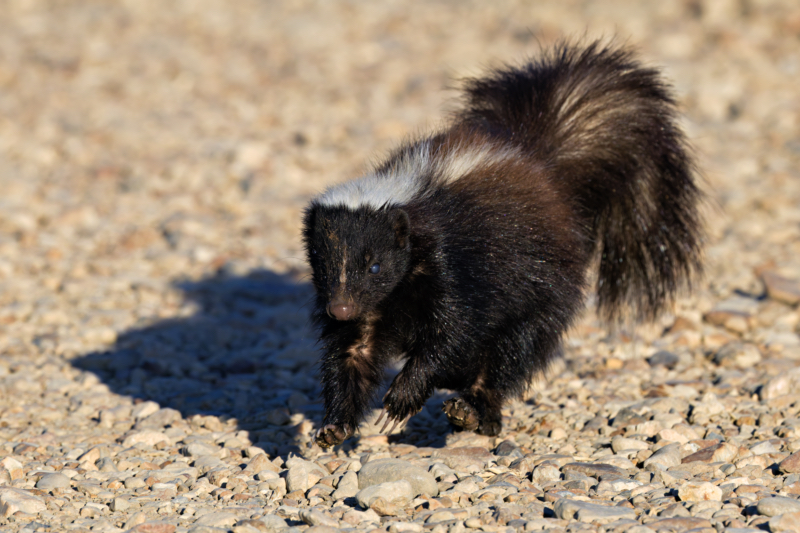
[302,42,704,448]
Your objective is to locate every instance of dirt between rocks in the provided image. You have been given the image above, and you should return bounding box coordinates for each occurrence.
[0,1,799,532]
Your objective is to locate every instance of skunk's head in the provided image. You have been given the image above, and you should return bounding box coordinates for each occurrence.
[303,204,411,321]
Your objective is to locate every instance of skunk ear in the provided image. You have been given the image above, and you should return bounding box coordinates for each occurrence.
[390,209,410,249]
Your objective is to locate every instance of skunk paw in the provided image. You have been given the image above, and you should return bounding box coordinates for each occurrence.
[442,397,480,431]
[314,423,352,448]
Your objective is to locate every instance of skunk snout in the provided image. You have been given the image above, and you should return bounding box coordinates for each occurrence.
[327,297,358,321]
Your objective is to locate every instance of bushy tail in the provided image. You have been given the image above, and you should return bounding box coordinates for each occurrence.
[457,41,704,321]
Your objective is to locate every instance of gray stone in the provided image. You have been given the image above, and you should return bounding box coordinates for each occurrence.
[358,458,438,497]
[188,527,228,533]
[182,442,219,457]
[300,509,338,527]
[648,351,679,369]
[193,511,239,528]
[553,498,637,524]
[260,515,288,530]
[35,472,70,490]
[136,407,182,428]
[562,462,628,479]
[756,497,800,516]
[431,447,493,471]
[356,480,414,508]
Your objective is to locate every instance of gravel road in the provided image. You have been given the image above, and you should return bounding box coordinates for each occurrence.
[1,1,799,532]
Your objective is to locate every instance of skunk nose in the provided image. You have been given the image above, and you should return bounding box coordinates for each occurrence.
[327,300,358,321]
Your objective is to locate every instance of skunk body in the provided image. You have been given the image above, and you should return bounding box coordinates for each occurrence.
[303,42,704,448]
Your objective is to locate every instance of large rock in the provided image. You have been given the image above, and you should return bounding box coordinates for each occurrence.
[757,497,800,516]
[358,458,438,497]
[0,487,47,517]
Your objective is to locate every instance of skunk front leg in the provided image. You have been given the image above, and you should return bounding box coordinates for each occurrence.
[316,320,394,448]
[381,355,435,431]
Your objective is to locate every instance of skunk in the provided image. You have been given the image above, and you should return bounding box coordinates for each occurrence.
[303,42,704,448]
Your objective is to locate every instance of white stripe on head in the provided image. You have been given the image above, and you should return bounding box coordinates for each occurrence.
[317,142,432,209]
[316,137,521,209]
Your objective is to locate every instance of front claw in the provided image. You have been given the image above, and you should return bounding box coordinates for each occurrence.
[380,376,427,435]
[315,423,353,448]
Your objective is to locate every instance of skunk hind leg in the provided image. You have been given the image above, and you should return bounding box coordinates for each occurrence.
[442,386,503,436]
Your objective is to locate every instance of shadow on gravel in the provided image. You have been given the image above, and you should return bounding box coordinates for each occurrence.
[72,268,454,456]
[72,269,322,457]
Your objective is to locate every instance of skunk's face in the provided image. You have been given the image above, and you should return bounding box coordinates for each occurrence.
[303,205,411,321]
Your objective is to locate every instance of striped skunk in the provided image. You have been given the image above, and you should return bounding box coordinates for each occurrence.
[303,42,704,448]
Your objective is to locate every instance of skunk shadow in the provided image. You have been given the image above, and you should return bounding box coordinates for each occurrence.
[72,268,454,455]
[72,269,324,457]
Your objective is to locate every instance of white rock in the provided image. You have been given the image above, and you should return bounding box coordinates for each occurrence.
[677,481,722,501]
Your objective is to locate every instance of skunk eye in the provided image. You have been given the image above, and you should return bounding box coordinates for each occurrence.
[369,263,380,274]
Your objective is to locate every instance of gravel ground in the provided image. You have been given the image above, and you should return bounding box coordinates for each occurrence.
[1,1,800,532]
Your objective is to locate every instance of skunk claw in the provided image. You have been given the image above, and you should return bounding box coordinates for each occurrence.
[375,409,387,427]
[380,414,394,434]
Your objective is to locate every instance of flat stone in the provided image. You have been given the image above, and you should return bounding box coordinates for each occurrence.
[305,527,338,533]
[562,462,628,479]
[300,509,338,527]
[126,523,176,533]
[762,272,800,305]
[646,517,712,530]
[188,527,227,533]
[259,515,288,531]
[193,512,239,528]
[121,430,170,448]
[431,447,493,471]
[553,498,636,524]
[35,472,70,490]
[358,458,438,497]
[136,407,182,428]
[182,442,219,457]
[681,442,738,464]
[356,480,414,508]
[0,487,47,517]
[611,437,650,453]
[648,350,680,369]
[677,481,722,501]
[388,523,423,533]
[756,497,800,516]
[713,342,762,368]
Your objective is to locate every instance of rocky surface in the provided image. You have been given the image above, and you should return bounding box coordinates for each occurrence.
[1,0,799,532]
